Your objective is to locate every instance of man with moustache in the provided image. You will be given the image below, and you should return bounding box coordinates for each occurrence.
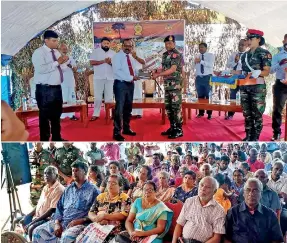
[172,176,225,243]
[32,30,69,141]
[225,39,248,120]
[152,35,183,139]
[112,39,144,141]
[32,161,98,243]
[89,37,116,121]
[225,178,283,243]
[271,34,287,141]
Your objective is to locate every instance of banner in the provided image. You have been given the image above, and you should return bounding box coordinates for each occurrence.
[93,20,185,71]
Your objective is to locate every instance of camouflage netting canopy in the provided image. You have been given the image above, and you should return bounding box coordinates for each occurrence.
[2,0,284,114]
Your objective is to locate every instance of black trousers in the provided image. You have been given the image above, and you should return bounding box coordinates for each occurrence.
[113,80,134,135]
[272,80,287,135]
[35,84,63,141]
[195,75,212,116]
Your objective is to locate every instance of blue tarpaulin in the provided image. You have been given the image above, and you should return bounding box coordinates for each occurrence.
[1,54,12,66]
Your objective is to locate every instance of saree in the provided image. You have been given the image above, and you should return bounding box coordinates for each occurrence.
[133,198,174,243]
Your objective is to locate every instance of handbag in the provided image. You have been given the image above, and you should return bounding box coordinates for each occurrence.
[114,231,133,243]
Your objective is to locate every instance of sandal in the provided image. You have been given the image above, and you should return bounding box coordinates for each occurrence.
[90,116,98,121]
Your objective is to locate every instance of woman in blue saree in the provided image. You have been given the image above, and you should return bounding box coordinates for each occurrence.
[124,181,173,243]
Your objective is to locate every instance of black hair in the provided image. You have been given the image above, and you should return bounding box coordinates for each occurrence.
[184,170,197,180]
[193,156,199,162]
[122,38,132,45]
[89,165,104,185]
[108,174,123,187]
[284,34,287,39]
[153,153,161,158]
[141,165,152,180]
[199,42,207,48]
[175,146,183,155]
[109,161,120,169]
[233,169,245,177]
[220,155,230,164]
[144,180,157,191]
[101,37,110,42]
[241,162,250,171]
[214,173,232,187]
[43,30,58,39]
[71,160,88,174]
[208,153,215,159]
[185,154,193,160]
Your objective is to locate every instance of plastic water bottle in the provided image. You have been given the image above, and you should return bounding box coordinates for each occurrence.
[208,90,212,103]
[236,91,241,105]
[71,91,76,104]
[187,90,192,102]
[22,97,27,111]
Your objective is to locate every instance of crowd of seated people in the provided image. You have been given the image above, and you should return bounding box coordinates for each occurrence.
[11,142,287,243]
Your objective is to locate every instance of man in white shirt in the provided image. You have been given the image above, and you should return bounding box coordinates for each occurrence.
[58,43,78,120]
[89,37,116,121]
[32,30,69,141]
[225,39,247,120]
[228,151,241,171]
[112,39,144,141]
[194,42,215,120]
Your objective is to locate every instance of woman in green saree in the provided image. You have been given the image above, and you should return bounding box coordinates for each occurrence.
[124,181,173,243]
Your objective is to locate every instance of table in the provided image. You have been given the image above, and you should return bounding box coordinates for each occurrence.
[182,99,243,125]
[15,102,88,128]
[105,98,166,125]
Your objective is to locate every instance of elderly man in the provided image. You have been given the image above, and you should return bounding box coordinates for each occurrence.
[32,161,99,243]
[58,43,78,120]
[225,178,283,243]
[172,176,225,243]
[16,166,64,240]
[253,169,282,219]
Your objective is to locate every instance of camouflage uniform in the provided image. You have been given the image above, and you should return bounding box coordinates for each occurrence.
[161,36,183,139]
[54,145,82,185]
[29,149,55,206]
[239,47,272,140]
[85,148,105,172]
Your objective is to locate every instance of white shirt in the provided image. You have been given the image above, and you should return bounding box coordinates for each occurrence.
[32,45,67,85]
[228,160,241,171]
[61,56,76,88]
[218,167,234,180]
[89,48,115,80]
[195,52,215,76]
[226,52,245,70]
[267,176,287,194]
[112,50,138,82]
[119,144,127,161]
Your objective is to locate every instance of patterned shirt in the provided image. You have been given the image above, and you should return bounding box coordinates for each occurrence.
[173,186,198,203]
[162,48,183,91]
[150,164,162,178]
[177,196,226,241]
[100,144,120,161]
[53,180,99,228]
[225,202,283,243]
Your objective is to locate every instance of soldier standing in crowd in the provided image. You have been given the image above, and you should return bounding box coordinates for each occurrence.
[47,142,57,158]
[54,142,82,185]
[235,29,272,141]
[152,35,183,139]
[29,142,55,206]
[85,142,107,173]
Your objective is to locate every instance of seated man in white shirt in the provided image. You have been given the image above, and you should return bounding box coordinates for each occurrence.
[194,42,215,120]
[172,176,225,243]
[89,37,116,121]
[58,43,78,121]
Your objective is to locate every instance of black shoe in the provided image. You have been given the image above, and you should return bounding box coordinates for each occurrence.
[271,134,281,141]
[196,114,203,118]
[70,116,79,121]
[207,115,212,120]
[113,134,125,141]
[161,128,172,136]
[168,130,183,139]
[122,129,136,136]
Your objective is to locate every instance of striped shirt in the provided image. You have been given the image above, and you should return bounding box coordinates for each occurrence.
[177,196,226,242]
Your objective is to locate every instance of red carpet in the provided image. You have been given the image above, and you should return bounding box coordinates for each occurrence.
[26,107,283,141]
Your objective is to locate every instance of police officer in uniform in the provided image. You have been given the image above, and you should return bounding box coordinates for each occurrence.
[29,142,55,206]
[152,35,183,139]
[236,29,272,141]
[54,142,82,185]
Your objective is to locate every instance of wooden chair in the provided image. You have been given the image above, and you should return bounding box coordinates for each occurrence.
[143,79,156,97]
[84,70,95,107]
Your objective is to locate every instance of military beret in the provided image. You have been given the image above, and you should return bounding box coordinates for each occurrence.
[164,35,175,42]
[246,29,265,46]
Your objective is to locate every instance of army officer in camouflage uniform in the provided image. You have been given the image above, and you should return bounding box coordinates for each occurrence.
[29,143,55,206]
[152,35,183,139]
[54,142,82,185]
[236,29,272,141]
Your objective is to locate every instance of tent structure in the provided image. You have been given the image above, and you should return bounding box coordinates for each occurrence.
[1,1,287,56]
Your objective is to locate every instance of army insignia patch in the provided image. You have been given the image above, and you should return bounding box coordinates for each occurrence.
[169,36,173,41]
[172,53,177,58]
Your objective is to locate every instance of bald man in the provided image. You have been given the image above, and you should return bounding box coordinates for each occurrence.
[58,43,78,120]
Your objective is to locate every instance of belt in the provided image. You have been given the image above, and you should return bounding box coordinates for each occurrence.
[115,79,133,83]
[36,84,61,87]
[238,74,265,86]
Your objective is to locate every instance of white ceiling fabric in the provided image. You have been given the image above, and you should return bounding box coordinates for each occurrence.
[1,0,287,56]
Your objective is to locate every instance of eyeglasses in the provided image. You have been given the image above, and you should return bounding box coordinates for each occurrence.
[107,181,119,186]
